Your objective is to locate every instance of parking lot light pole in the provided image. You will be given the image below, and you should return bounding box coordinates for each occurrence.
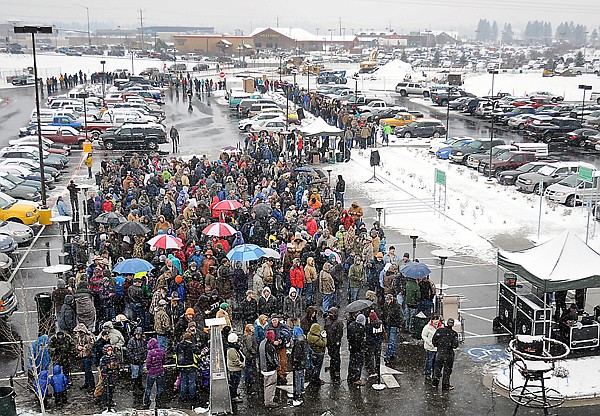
[100,60,106,107]
[77,92,89,142]
[14,25,53,207]
[445,86,456,141]
[488,69,498,182]
[579,84,592,123]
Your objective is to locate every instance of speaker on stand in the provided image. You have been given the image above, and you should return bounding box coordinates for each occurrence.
[366,150,383,183]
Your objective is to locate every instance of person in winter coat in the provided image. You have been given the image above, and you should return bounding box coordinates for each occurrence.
[289,258,305,295]
[348,257,365,303]
[51,278,71,316]
[216,302,232,328]
[431,318,459,391]
[324,307,344,379]
[266,315,292,384]
[258,286,278,316]
[283,287,305,327]
[57,294,77,333]
[241,324,259,389]
[329,261,345,307]
[307,323,326,384]
[143,338,166,409]
[48,364,69,406]
[74,282,96,332]
[226,333,245,404]
[319,262,335,316]
[232,263,248,306]
[347,313,366,385]
[254,314,268,343]
[238,290,258,325]
[258,330,279,408]
[126,327,147,391]
[99,344,119,412]
[291,326,307,406]
[175,332,201,401]
[73,323,95,390]
[304,257,317,306]
[34,369,49,408]
[365,311,384,377]
[100,321,125,350]
[421,314,442,379]
[348,201,363,222]
[382,294,405,363]
[405,277,421,335]
[49,331,74,378]
[154,300,171,352]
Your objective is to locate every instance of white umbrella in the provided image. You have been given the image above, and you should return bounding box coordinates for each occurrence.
[261,247,280,259]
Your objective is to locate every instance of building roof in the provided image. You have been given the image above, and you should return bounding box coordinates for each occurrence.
[249,27,321,42]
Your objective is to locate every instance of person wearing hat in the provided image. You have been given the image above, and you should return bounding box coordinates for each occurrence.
[422,314,443,380]
[382,294,404,365]
[216,259,234,305]
[348,256,365,303]
[52,278,72,316]
[405,273,422,336]
[365,311,384,378]
[126,327,147,392]
[226,332,245,404]
[167,292,185,332]
[347,314,367,386]
[216,302,232,328]
[201,250,216,278]
[418,275,436,316]
[239,290,258,325]
[127,276,145,324]
[174,332,201,402]
[174,307,197,343]
[170,274,187,305]
[154,299,171,352]
[266,315,292,385]
[431,318,459,391]
[99,343,119,412]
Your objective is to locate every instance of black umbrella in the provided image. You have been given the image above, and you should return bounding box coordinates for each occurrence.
[114,221,151,236]
[345,299,373,313]
[252,203,272,219]
[95,212,127,227]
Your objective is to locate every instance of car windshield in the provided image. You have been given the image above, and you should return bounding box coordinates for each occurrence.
[467,140,484,149]
[538,165,556,176]
[558,175,579,188]
[0,194,16,209]
[5,174,24,184]
[0,177,15,190]
[406,122,419,128]
[517,163,535,173]
[496,152,513,161]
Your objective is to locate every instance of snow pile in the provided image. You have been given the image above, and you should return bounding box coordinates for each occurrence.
[372,59,415,79]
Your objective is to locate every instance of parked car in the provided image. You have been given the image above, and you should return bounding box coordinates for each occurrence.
[0,176,40,201]
[11,75,35,86]
[0,147,66,170]
[528,91,564,103]
[192,63,210,71]
[249,120,291,135]
[478,152,537,177]
[393,119,447,138]
[394,82,429,97]
[99,124,168,151]
[379,112,414,128]
[497,161,556,186]
[545,173,600,206]
[0,220,34,245]
[0,191,39,225]
[525,117,583,142]
[449,139,505,164]
[429,136,473,155]
[466,145,516,169]
[516,162,594,194]
[564,128,600,147]
[436,138,474,159]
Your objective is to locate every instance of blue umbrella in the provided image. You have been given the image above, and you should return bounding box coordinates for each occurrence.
[226,244,266,262]
[113,258,154,274]
[401,262,431,279]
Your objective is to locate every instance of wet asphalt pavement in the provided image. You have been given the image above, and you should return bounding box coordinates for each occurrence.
[1,84,600,415]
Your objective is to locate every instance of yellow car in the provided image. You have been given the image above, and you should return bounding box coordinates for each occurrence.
[380,112,414,127]
[0,192,39,225]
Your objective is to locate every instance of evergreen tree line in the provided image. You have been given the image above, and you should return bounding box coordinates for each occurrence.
[475,19,600,45]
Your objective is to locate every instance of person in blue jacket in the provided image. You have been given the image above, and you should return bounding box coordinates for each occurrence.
[33,369,49,408]
[48,364,69,406]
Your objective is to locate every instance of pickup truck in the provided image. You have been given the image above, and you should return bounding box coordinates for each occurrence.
[50,116,82,130]
[82,121,116,140]
[525,117,582,142]
[432,89,473,106]
[478,151,537,177]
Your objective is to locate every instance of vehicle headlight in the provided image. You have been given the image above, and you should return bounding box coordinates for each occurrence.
[10,231,18,236]
[455,151,463,156]
[26,212,33,217]
[555,192,566,196]
[504,175,514,179]
[27,193,35,198]
[524,179,532,185]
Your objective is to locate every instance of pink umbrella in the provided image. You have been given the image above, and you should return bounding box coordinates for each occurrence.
[146,234,183,250]
[202,222,237,237]
[212,200,243,212]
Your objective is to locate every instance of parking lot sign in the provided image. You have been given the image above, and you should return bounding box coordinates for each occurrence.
[578,167,593,183]
[435,169,446,186]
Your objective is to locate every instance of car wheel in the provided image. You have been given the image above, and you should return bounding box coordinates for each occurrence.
[494,169,503,178]
[399,90,408,97]
[543,133,552,143]
[104,141,115,150]
[533,184,541,194]
[565,195,576,207]
[423,91,430,98]
[91,130,101,140]
[244,125,251,132]
[403,132,412,138]
[440,99,448,106]
[147,141,157,150]
[433,132,441,138]
[518,123,524,130]
[77,139,85,148]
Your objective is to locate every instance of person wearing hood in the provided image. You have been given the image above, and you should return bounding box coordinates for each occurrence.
[226,332,245,404]
[258,286,278,316]
[348,256,365,303]
[291,326,308,406]
[319,262,335,317]
[432,318,459,391]
[57,294,77,333]
[289,257,305,295]
[73,323,95,390]
[347,313,367,385]
[324,306,344,379]
[304,257,317,306]
[168,253,183,276]
[258,329,279,408]
[334,175,345,208]
[51,278,71,316]
[307,323,327,385]
[126,327,147,391]
[266,315,292,385]
[421,314,443,380]
[49,331,75,379]
[283,287,305,327]
[348,201,363,223]
[365,311,384,378]
[99,321,126,350]
[232,231,245,249]
[143,338,166,409]
[99,344,120,412]
[154,299,171,352]
[49,364,69,406]
[34,369,49,408]
[28,335,51,376]
[382,294,405,365]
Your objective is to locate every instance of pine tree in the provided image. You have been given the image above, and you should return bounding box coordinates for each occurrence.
[491,21,499,42]
[574,51,584,67]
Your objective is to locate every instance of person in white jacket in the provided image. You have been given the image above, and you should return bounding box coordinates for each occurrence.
[421,314,443,379]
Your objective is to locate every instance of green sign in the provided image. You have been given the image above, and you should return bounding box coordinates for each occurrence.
[435,169,446,186]
[578,167,594,183]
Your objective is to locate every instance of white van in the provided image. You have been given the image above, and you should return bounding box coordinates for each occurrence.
[545,171,600,206]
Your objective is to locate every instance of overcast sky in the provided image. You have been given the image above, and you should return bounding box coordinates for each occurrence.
[3,0,600,36]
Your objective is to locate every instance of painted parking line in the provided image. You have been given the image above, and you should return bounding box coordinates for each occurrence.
[14,285,55,291]
[464,331,510,339]
[461,311,495,323]
[450,283,498,289]
[460,306,497,311]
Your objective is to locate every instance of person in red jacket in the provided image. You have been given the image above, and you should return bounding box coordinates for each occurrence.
[306,215,318,236]
[289,258,305,296]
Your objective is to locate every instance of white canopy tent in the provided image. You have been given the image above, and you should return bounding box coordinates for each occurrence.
[498,230,600,292]
[299,117,343,137]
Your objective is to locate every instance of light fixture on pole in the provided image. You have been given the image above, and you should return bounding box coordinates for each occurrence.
[578,84,592,122]
[14,25,52,209]
[487,69,498,182]
[100,60,106,107]
[431,249,455,297]
[400,228,422,260]
[76,92,89,143]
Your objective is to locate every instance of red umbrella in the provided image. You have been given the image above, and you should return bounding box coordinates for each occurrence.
[212,200,243,212]
[146,234,183,250]
[202,222,237,237]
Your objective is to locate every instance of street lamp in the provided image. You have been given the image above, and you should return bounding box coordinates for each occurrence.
[487,69,498,182]
[279,53,283,83]
[579,84,592,122]
[431,249,455,298]
[445,86,457,141]
[76,92,89,143]
[100,60,106,107]
[75,4,91,46]
[400,228,421,260]
[14,25,52,207]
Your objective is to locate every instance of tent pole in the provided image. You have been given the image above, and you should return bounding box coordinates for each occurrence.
[495,249,500,319]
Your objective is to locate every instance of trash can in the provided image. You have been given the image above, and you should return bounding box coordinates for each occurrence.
[34,292,53,336]
[335,152,343,163]
[38,207,52,226]
[0,386,16,416]
[413,313,429,338]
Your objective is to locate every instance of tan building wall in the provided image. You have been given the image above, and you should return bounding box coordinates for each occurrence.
[174,35,253,56]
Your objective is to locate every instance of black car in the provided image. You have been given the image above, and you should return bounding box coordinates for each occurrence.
[449,139,505,164]
[193,63,209,71]
[99,125,167,151]
[564,128,599,147]
[394,119,447,138]
[497,161,554,185]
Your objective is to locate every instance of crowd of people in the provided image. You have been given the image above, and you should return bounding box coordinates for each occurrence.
[26,82,459,413]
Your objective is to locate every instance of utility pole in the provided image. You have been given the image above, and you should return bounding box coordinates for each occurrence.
[139,9,144,54]
[276,17,279,28]
[339,17,342,36]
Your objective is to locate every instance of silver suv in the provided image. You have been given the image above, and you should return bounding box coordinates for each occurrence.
[516,162,594,194]
[395,82,430,97]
